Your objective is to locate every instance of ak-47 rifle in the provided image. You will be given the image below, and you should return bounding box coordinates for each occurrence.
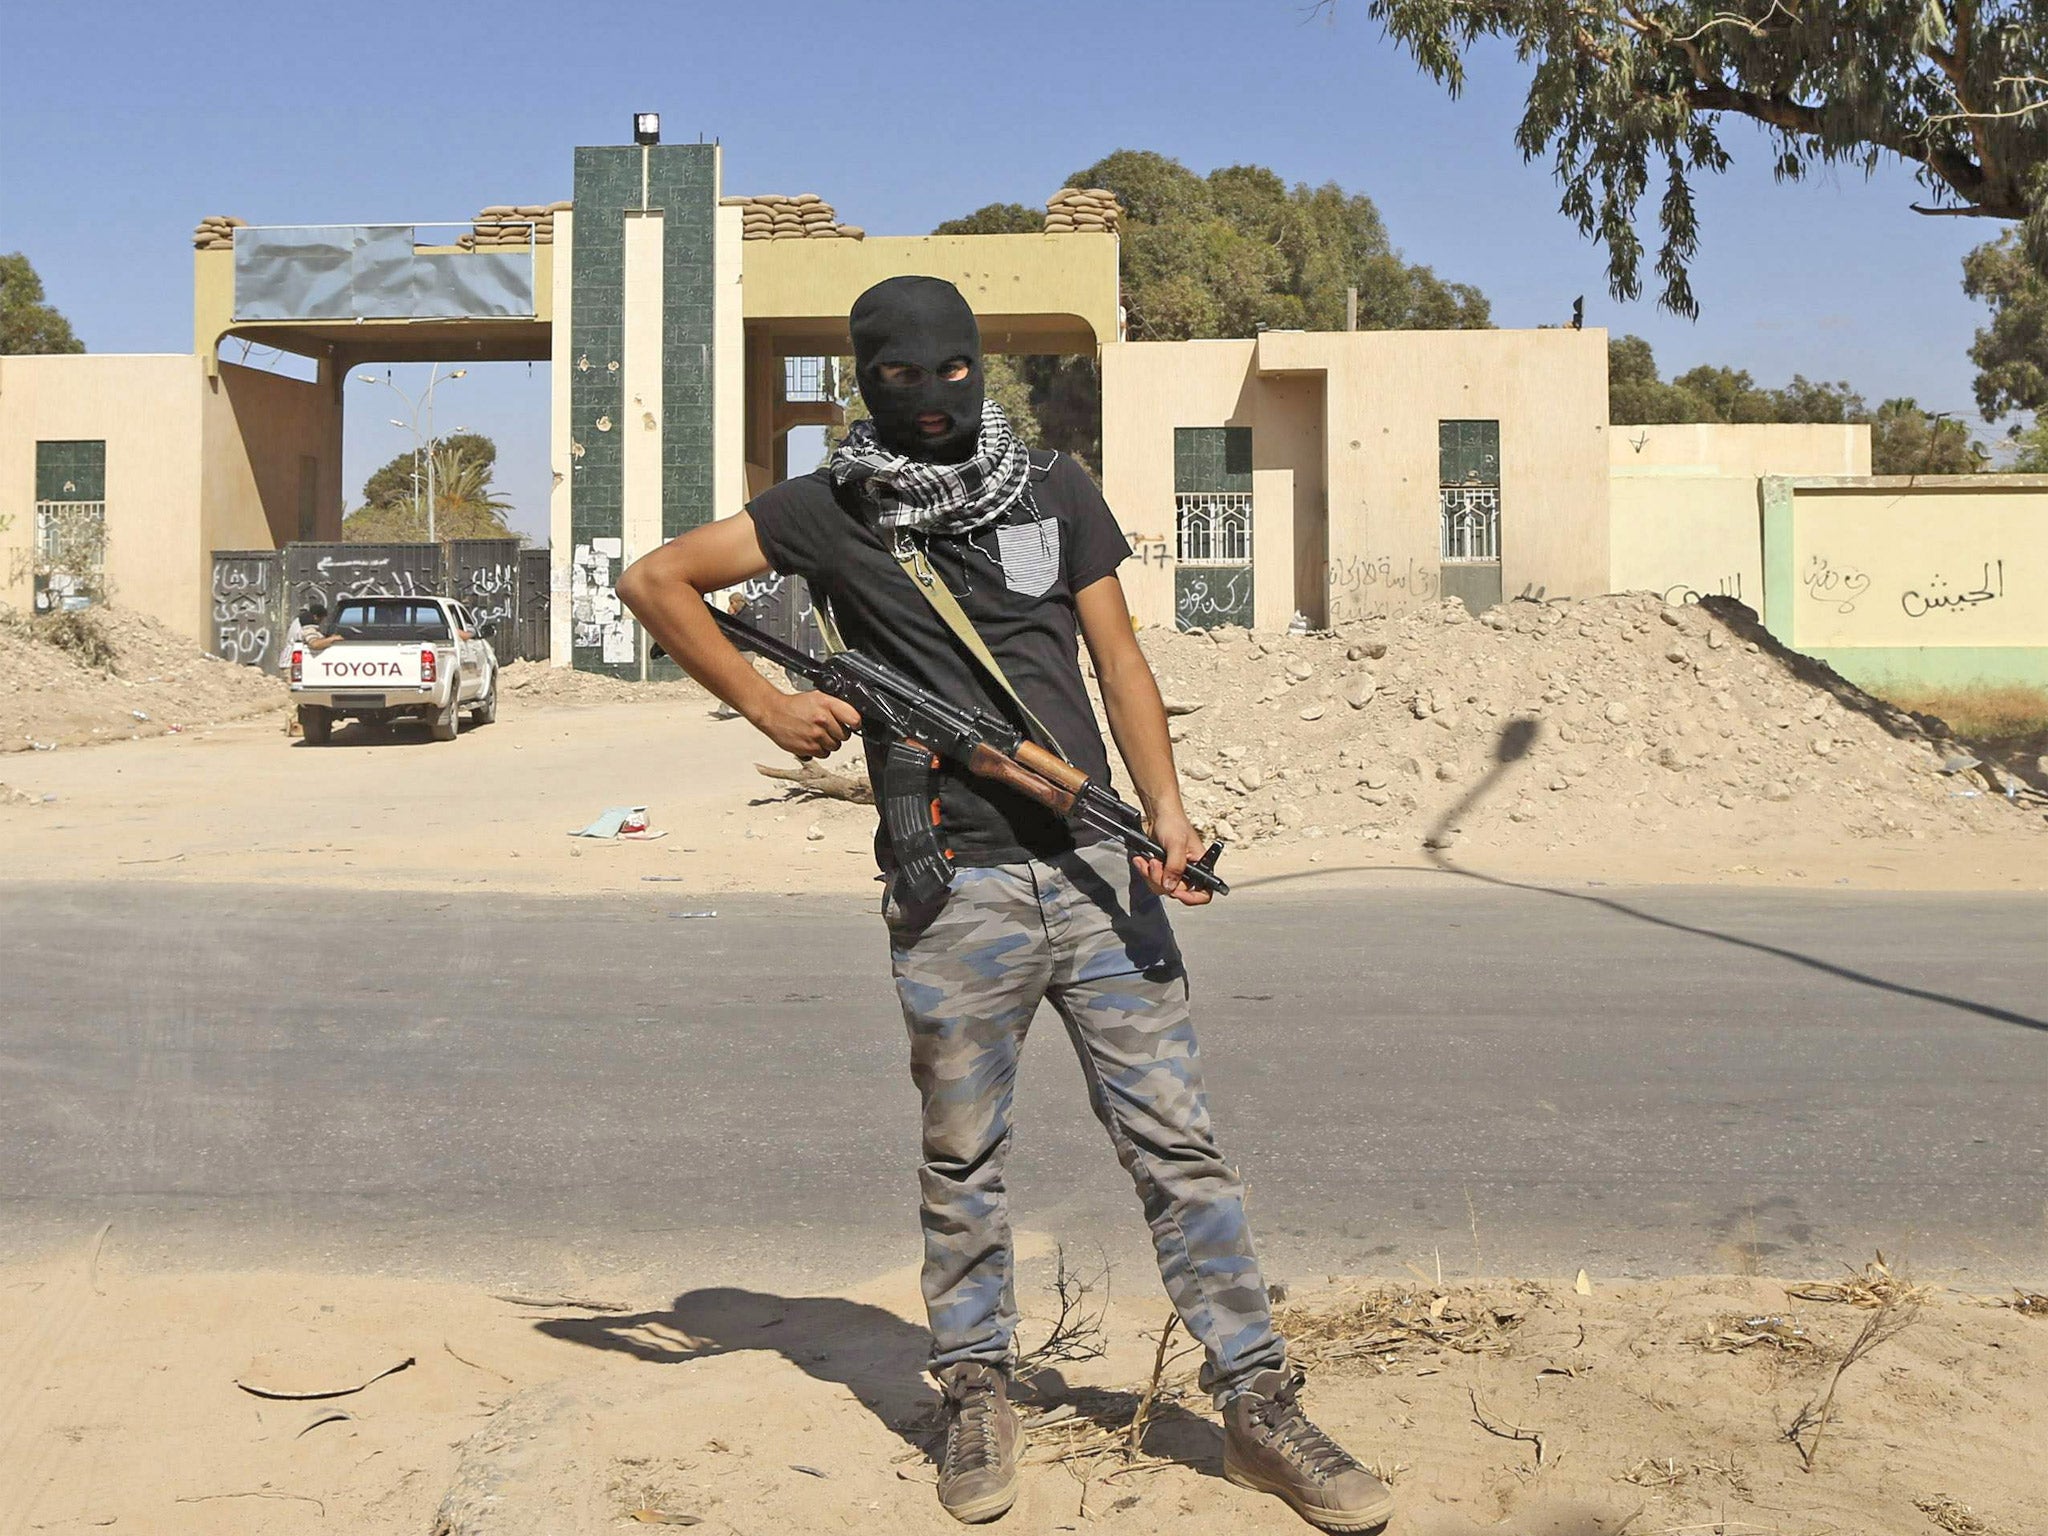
[700,603,1230,902]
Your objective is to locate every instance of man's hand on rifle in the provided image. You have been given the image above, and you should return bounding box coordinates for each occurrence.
[751,689,862,760]
[1134,805,1213,907]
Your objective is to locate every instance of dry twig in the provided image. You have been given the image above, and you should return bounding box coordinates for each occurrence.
[1696,1314,1816,1355]
[1915,1493,2005,1535]
[1785,1296,1921,1472]
[1124,1312,1180,1462]
[1786,1252,1934,1310]
[1016,1245,1109,1379]
[754,761,873,804]
[1279,1284,1532,1370]
[1468,1388,1545,1465]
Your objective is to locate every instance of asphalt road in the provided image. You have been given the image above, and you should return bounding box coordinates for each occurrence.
[5,877,2044,1292]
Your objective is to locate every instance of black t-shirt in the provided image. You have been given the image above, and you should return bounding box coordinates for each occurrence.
[747,451,1131,869]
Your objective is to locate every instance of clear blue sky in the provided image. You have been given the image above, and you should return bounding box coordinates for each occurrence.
[0,0,2003,541]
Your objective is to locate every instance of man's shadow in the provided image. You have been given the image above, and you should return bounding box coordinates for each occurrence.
[534,1287,1225,1472]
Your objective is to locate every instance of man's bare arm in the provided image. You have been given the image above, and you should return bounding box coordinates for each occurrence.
[1074,575,1210,906]
[616,515,860,760]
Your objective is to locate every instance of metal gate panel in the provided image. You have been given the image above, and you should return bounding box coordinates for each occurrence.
[287,542,443,622]
[729,572,824,688]
[517,546,551,662]
[210,550,284,671]
[450,539,521,648]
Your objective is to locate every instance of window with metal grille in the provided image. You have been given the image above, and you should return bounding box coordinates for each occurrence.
[1175,492,1253,564]
[1438,420,1501,564]
[32,440,109,610]
[32,501,108,610]
[783,356,832,403]
[1173,426,1252,566]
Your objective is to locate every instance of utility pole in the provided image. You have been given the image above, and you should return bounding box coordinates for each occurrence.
[355,365,469,543]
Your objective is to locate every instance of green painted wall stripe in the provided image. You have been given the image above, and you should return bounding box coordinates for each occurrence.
[1808,645,2048,690]
[1759,475,1796,643]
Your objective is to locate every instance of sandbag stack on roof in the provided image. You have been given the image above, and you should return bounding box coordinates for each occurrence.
[454,200,571,250]
[1043,187,1123,235]
[192,215,247,252]
[721,193,864,241]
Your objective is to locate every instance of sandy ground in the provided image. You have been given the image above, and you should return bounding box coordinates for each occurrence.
[3,1230,2042,1536]
[6,626,2045,1534]
[1,688,2043,897]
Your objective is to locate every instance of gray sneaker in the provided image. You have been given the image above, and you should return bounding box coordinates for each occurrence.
[934,1362,1020,1524]
[1223,1368,1393,1532]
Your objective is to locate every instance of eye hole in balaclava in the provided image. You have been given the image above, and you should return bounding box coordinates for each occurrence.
[849,276,985,463]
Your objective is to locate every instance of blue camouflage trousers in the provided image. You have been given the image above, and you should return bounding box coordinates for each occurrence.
[883,839,1287,1399]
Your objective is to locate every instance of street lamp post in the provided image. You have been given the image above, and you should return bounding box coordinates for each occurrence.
[354,365,469,542]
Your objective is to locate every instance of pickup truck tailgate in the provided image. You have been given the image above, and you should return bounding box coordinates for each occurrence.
[301,645,430,688]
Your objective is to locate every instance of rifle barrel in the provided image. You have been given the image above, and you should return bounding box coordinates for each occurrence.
[709,603,826,680]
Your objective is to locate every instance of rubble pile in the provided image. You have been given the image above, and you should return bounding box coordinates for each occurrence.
[191,215,247,252]
[722,194,865,241]
[1043,188,1123,235]
[456,201,571,250]
[1116,593,2043,855]
[2,606,285,753]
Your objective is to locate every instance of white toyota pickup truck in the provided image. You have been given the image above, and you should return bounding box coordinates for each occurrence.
[291,595,499,744]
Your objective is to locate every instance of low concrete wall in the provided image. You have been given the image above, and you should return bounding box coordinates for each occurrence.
[1762,474,2048,690]
[1607,423,1869,608]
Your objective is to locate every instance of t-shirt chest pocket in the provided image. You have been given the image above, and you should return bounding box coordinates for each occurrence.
[994,519,1062,599]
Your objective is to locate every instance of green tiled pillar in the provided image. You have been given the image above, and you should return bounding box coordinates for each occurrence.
[567,142,718,677]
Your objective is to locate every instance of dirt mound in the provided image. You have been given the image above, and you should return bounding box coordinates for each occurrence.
[0,606,286,753]
[1126,592,2045,856]
[497,661,707,708]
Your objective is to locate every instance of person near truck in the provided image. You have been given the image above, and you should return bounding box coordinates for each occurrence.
[616,276,1391,1532]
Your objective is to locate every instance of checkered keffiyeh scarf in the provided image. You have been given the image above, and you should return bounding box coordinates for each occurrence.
[829,402,1032,536]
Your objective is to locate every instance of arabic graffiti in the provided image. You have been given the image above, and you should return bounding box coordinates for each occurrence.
[1901,560,2005,618]
[1175,566,1254,630]
[1326,553,1441,602]
[457,558,518,637]
[1802,554,1869,614]
[1324,553,1442,622]
[211,555,280,669]
[1662,574,1744,607]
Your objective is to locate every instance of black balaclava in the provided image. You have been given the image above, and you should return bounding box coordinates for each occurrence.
[848,276,984,463]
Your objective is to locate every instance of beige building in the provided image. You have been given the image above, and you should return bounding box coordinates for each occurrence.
[13,130,2031,696]
[1099,328,1611,631]
[0,353,341,645]
[2,136,1116,677]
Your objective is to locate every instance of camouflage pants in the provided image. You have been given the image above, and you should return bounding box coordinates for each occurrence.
[884,840,1286,1399]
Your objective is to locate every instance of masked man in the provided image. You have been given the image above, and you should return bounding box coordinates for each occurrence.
[617,277,1390,1532]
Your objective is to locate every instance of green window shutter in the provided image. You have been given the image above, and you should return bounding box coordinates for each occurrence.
[1174,426,1252,493]
[1437,421,1499,487]
[36,440,106,502]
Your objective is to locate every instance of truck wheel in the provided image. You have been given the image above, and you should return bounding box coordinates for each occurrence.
[299,705,332,745]
[469,674,498,726]
[431,695,461,742]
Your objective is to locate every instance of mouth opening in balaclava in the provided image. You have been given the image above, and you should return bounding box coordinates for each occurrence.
[848,276,985,463]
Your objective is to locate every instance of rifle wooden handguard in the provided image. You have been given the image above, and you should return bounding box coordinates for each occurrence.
[1014,740,1092,796]
[966,743,1079,814]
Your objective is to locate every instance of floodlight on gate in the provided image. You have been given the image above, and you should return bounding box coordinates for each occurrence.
[634,112,661,146]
